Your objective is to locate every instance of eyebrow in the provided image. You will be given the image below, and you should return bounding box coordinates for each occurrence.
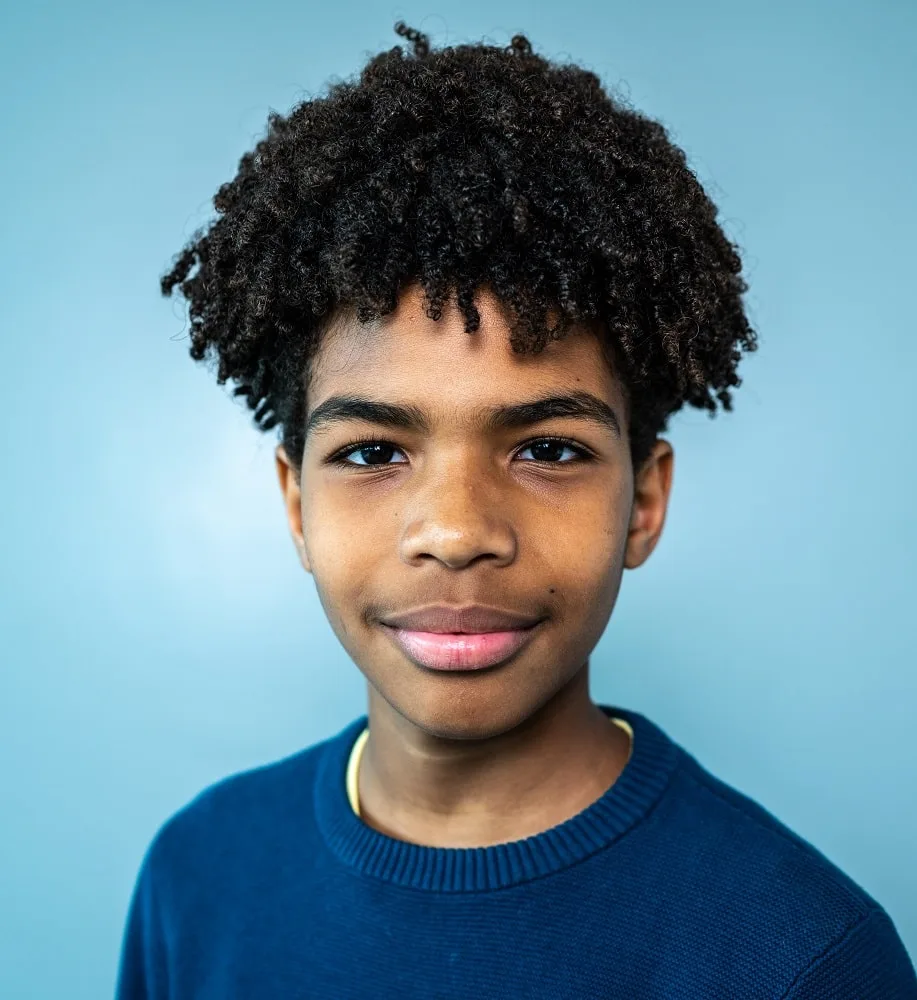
[304,391,621,439]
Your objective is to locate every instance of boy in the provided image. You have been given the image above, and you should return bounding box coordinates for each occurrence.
[116,23,916,998]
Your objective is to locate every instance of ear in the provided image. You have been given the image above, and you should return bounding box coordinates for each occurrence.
[275,444,312,574]
[624,439,674,570]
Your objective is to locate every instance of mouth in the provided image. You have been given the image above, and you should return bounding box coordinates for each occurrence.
[379,621,544,672]
[377,603,547,672]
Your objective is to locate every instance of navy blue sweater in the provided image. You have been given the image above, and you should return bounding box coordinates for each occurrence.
[116,704,916,998]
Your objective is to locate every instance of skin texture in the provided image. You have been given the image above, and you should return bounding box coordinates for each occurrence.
[276,281,674,849]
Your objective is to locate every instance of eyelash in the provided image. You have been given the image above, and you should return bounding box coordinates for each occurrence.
[326,435,594,468]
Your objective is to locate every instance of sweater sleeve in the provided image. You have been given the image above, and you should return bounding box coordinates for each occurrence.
[114,848,169,1000]
[781,906,917,1000]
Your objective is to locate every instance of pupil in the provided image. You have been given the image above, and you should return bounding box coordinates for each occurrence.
[532,440,562,461]
[362,444,393,464]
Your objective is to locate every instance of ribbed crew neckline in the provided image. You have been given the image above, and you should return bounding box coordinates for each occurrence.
[313,704,681,892]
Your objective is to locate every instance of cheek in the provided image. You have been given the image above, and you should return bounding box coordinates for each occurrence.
[540,519,623,621]
[543,493,630,655]
[533,480,628,571]
[301,484,392,582]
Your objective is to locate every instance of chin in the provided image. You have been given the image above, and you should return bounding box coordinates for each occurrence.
[385,676,549,741]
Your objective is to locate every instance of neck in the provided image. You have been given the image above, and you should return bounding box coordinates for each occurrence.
[357,664,631,848]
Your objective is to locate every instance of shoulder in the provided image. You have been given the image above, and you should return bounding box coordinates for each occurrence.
[140,734,332,885]
[668,749,882,917]
[779,905,917,998]
[655,747,915,993]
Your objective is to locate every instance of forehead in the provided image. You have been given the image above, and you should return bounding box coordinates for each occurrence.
[307,284,623,414]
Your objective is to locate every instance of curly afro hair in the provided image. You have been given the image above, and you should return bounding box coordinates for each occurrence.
[161,21,757,474]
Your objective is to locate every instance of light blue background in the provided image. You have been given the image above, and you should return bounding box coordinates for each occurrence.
[2,1,915,995]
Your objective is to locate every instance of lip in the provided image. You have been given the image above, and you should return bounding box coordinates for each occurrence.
[381,621,543,672]
[379,604,544,633]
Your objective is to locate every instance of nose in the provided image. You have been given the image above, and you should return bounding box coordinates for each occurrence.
[399,451,518,570]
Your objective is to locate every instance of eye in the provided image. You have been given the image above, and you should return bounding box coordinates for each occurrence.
[515,437,591,463]
[330,440,408,467]
[327,435,592,468]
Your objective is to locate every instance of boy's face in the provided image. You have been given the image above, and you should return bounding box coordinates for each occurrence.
[277,282,673,739]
